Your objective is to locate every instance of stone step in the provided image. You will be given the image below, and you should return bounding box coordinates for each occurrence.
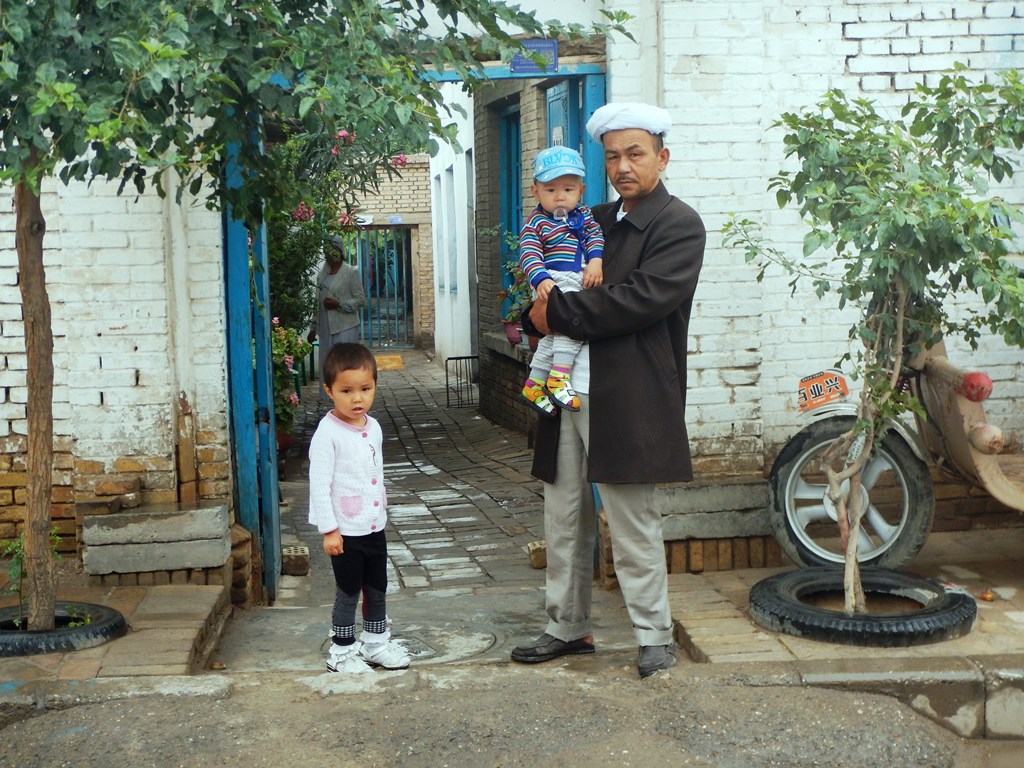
[82,502,230,576]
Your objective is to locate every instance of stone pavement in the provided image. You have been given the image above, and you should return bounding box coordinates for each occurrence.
[3,350,1024,742]
[279,348,548,598]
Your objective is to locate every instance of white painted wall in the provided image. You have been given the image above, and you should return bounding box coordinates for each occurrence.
[0,175,229,492]
[603,0,1024,454]
[429,84,478,362]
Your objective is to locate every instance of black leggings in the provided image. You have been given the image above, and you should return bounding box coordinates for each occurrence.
[330,530,388,633]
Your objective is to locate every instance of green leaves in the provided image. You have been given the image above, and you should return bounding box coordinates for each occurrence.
[1,1,624,217]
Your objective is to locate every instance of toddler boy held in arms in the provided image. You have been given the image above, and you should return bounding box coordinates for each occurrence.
[518,146,604,416]
[308,342,410,673]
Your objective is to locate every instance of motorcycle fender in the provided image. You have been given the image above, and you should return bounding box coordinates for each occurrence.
[801,403,928,463]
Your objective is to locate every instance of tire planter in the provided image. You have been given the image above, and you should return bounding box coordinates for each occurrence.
[769,415,935,569]
[0,601,128,657]
[748,567,976,647]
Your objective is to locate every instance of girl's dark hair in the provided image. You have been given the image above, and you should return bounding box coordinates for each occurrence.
[323,343,377,387]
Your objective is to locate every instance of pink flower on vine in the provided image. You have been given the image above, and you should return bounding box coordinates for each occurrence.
[291,202,314,221]
[289,392,300,406]
[390,154,408,168]
[284,354,295,371]
[335,129,348,140]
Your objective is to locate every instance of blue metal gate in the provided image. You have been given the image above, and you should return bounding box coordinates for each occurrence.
[350,226,414,349]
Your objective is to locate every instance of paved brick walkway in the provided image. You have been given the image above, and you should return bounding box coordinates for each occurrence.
[279,350,546,601]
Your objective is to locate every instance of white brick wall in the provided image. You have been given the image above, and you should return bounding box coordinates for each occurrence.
[0,174,229,487]
[609,0,1024,464]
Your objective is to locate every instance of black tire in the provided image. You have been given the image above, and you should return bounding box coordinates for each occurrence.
[769,416,934,569]
[748,567,977,647]
[0,601,128,657]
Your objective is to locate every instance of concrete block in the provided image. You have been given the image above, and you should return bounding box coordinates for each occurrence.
[82,501,228,545]
[979,655,1024,739]
[82,502,230,575]
[657,480,771,541]
[84,537,231,575]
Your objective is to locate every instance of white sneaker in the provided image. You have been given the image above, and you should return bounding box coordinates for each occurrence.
[359,638,411,669]
[326,642,372,674]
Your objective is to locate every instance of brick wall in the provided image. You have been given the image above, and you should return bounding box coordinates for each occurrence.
[645,0,1024,464]
[0,175,230,549]
[473,1,1024,547]
[619,0,1024,469]
[477,346,537,442]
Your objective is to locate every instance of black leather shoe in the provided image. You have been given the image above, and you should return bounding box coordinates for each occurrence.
[637,644,677,678]
[510,633,595,663]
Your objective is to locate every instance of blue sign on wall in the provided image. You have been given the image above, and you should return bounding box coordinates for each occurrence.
[510,39,558,74]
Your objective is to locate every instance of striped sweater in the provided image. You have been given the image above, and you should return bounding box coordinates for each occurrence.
[518,204,604,289]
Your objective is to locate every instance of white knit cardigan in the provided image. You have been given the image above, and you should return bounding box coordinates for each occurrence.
[307,412,388,536]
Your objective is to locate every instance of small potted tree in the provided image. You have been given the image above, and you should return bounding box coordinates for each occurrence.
[725,66,1024,630]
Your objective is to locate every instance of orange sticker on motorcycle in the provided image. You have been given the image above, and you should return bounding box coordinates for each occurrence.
[797,369,849,412]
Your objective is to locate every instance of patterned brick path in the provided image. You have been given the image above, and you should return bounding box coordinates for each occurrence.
[280,350,546,600]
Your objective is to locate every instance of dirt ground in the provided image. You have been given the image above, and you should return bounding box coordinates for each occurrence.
[3,551,1024,767]
[3,663,1024,768]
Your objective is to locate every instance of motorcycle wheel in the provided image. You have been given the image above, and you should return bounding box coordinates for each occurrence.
[768,415,934,568]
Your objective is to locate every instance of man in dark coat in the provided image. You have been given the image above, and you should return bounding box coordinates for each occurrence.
[511,102,705,678]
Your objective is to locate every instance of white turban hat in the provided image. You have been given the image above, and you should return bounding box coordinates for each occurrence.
[586,102,672,142]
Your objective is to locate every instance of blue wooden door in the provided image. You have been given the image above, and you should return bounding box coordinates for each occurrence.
[546,81,576,150]
[499,108,522,303]
[224,146,281,602]
[547,76,606,209]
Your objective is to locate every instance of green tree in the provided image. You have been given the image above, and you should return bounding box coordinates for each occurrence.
[0,0,628,630]
[724,66,1024,611]
[265,137,340,333]
[264,131,419,331]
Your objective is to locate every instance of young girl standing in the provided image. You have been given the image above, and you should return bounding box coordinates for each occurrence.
[308,343,409,673]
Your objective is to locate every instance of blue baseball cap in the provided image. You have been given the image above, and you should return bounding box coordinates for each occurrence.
[533,146,586,182]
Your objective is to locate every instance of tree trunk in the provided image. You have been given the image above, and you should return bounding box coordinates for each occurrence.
[14,178,56,631]
[843,472,867,615]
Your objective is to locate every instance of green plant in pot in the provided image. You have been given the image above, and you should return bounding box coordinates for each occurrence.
[498,259,532,343]
[724,65,1024,613]
[483,226,530,344]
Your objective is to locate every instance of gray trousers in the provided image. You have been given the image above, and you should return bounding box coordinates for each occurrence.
[542,393,674,646]
[530,270,585,375]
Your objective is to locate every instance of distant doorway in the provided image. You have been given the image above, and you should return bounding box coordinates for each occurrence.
[350,226,415,349]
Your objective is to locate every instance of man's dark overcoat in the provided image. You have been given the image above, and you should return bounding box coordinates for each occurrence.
[530,181,705,485]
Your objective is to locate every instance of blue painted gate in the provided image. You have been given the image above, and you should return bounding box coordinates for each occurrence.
[223,160,281,603]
